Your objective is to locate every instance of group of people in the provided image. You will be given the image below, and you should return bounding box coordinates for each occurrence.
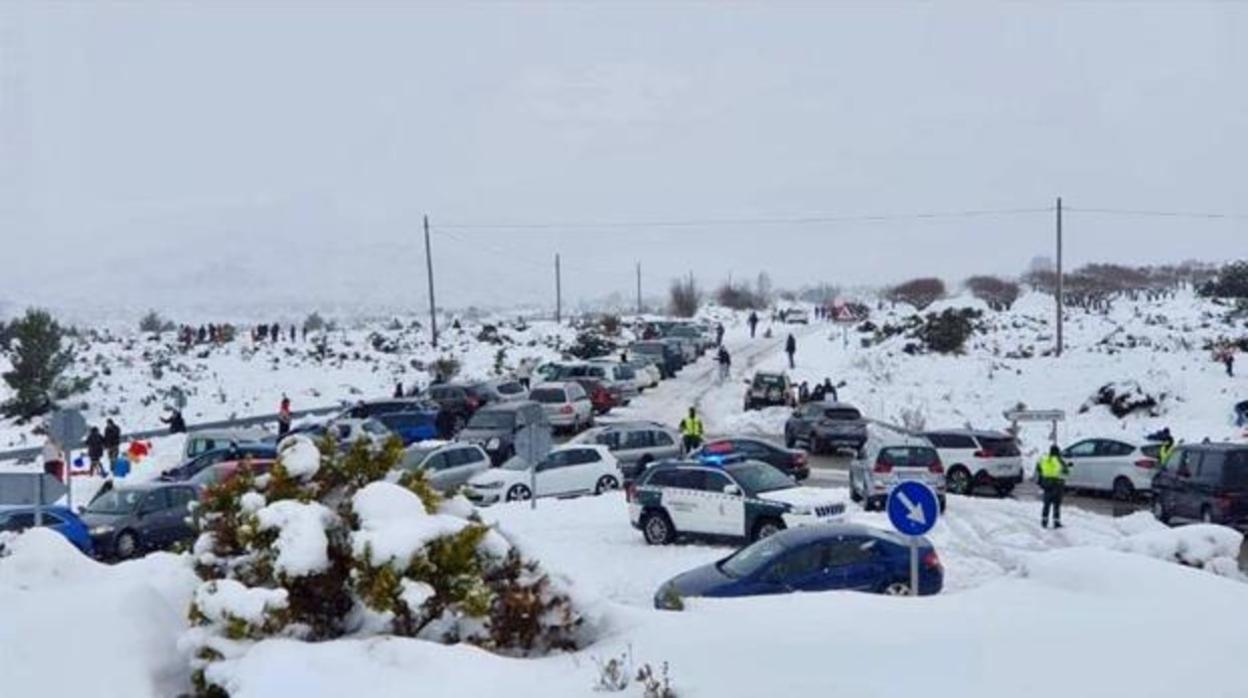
[796,378,839,404]
[253,323,303,343]
[44,417,155,482]
[177,323,238,348]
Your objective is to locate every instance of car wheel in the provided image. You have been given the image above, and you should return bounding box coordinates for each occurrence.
[641,511,675,545]
[946,466,972,496]
[1152,497,1170,524]
[595,475,619,494]
[506,484,532,502]
[115,530,140,560]
[752,518,785,542]
[865,496,885,512]
[1112,477,1135,502]
[882,581,911,596]
[1201,505,1214,524]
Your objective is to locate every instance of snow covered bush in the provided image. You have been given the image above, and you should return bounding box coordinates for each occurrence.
[1080,380,1165,418]
[186,434,586,696]
[1199,260,1248,299]
[916,308,981,354]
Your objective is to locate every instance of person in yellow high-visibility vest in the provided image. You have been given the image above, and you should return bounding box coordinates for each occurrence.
[1036,445,1069,529]
[680,407,704,455]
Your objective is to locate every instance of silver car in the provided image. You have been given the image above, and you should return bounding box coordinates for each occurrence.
[574,421,682,480]
[392,442,491,494]
[848,430,947,512]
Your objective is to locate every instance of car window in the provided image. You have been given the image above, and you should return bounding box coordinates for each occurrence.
[570,448,601,465]
[540,451,573,470]
[170,488,196,510]
[661,469,702,490]
[823,539,878,566]
[142,489,170,513]
[653,431,675,447]
[444,449,470,468]
[622,430,652,449]
[1098,440,1134,457]
[529,388,565,403]
[1224,451,1248,488]
[1177,449,1200,477]
[975,435,1019,455]
[1199,451,1225,484]
[1065,441,1097,458]
[822,408,862,421]
[424,452,450,471]
[766,544,824,580]
[700,470,733,493]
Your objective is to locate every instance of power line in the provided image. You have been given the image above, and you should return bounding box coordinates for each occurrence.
[435,206,1054,231]
[1063,206,1248,221]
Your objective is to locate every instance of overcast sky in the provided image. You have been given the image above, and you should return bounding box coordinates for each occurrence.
[1,2,1245,319]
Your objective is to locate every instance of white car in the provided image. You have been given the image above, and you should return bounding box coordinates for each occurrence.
[463,444,621,505]
[922,430,1024,497]
[1061,437,1162,500]
[528,382,594,432]
[783,308,810,324]
[326,418,392,449]
[849,430,947,512]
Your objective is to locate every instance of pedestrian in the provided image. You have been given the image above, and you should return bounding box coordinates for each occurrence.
[715,322,725,347]
[716,346,731,383]
[85,426,106,477]
[1236,400,1248,428]
[197,325,207,343]
[620,351,629,364]
[809,381,825,402]
[822,378,838,402]
[516,358,533,390]
[290,325,297,342]
[1158,432,1176,467]
[785,333,796,369]
[271,322,280,342]
[1226,353,1235,377]
[103,418,122,466]
[798,381,811,403]
[161,407,187,434]
[748,311,759,339]
[1035,445,1069,528]
[679,407,704,455]
[278,395,292,438]
[394,381,405,399]
[42,436,65,483]
[302,325,309,342]
[435,406,457,440]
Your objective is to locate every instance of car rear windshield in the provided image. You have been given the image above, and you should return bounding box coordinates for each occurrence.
[496,382,525,395]
[753,375,786,389]
[467,411,516,429]
[881,447,940,469]
[823,408,861,421]
[529,388,566,403]
[1222,451,1248,488]
[976,436,1020,457]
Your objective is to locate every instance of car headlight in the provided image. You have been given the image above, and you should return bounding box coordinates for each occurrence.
[788,505,812,516]
[473,480,505,489]
[90,525,115,536]
[486,437,501,450]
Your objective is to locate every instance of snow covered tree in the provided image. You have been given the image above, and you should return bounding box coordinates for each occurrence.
[1199,260,1248,299]
[965,276,1020,311]
[186,434,585,696]
[1,309,86,420]
[886,277,946,310]
[668,276,701,318]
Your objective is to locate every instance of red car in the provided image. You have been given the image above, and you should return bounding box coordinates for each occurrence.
[572,378,616,415]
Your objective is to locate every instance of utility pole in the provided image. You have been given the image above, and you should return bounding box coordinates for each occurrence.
[1055,197,1063,357]
[423,215,438,347]
[555,253,562,324]
[636,262,643,315]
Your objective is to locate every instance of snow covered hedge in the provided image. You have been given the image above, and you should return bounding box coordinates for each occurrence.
[185,434,586,697]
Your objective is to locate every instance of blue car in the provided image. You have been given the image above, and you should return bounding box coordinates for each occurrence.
[0,505,94,555]
[654,523,942,609]
[374,410,440,446]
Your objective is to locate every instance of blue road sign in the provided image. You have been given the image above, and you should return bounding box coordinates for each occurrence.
[886,481,940,537]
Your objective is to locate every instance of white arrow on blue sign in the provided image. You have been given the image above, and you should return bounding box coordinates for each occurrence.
[886,481,940,537]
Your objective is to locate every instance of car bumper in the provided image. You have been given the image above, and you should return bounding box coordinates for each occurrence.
[782,508,846,528]
[463,487,503,505]
[545,413,577,426]
[870,477,946,495]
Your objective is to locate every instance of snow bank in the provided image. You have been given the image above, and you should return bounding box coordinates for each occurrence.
[1113,524,1244,575]
[351,482,472,566]
[255,500,338,577]
[277,434,321,478]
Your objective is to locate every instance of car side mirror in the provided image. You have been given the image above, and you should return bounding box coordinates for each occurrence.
[722,484,741,496]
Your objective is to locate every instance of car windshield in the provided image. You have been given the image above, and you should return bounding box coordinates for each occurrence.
[822,408,861,421]
[86,489,145,514]
[467,411,515,430]
[496,382,524,395]
[726,463,794,495]
[529,388,566,403]
[720,535,789,578]
[753,375,785,389]
[501,456,533,471]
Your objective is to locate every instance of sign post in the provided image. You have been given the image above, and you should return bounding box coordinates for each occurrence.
[831,303,861,350]
[47,409,87,510]
[514,422,552,511]
[1003,408,1066,444]
[886,481,940,597]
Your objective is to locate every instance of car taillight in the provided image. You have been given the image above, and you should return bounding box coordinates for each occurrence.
[625,482,637,503]
[873,458,892,473]
[793,452,807,466]
[923,551,942,570]
[1215,495,1234,512]
[928,458,944,475]
[1134,458,1157,469]
[973,450,991,458]
[560,405,573,414]
[466,396,480,410]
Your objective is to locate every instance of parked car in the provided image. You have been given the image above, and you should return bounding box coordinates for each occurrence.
[924,430,1024,497]
[463,445,621,505]
[663,324,707,356]
[590,361,641,403]
[653,523,941,608]
[1059,437,1161,501]
[183,427,269,460]
[663,336,696,365]
[744,371,794,411]
[628,460,846,545]
[570,377,616,415]
[327,418,393,449]
[373,409,441,446]
[849,432,947,512]
[782,308,810,324]
[162,443,277,482]
[455,400,550,465]
[392,442,491,494]
[1152,443,1248,526]
[574,422,682,481]
[471,379,529,404]
[629,341,682,378]
[342,398,435,421]
[784,401,868,455]
[425,383,489,431]
[554,362,637,405]
[188,458,276,492]
[0,505,94,555]
[528,382,594,433]
[694,437,810,481]
[81,482,199,559]
[624,359,662,389]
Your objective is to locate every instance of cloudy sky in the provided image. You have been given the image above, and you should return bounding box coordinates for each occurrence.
[1,2,1245,319]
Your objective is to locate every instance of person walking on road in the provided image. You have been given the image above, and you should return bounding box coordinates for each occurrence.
[785,333,797,369]
[716,346,732,383]
[1225,352,1235,377]
[679,407,704,455]
[748,312,759,339]
[85,426,106,477]
[1036,445,1069,529]
[715,322,725,347]
[277,395,292,439]
[103,419,122,467]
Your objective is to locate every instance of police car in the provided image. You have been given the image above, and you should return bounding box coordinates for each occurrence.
[627,459,847,545]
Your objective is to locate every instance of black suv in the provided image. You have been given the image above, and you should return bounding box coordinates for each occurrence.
[784,402,868,455]
[1152,443,1248,527]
